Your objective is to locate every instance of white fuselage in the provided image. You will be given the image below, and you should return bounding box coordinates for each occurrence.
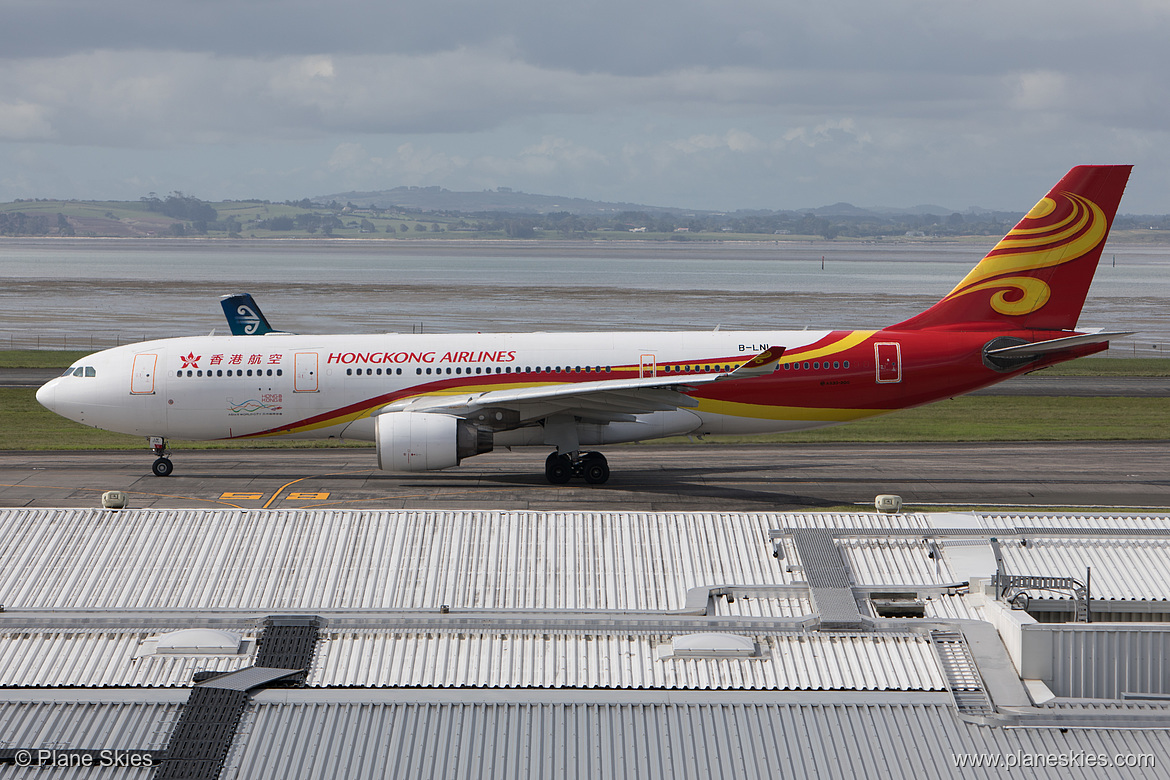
[37,329,851,446]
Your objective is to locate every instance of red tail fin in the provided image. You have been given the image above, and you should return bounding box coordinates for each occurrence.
[893,165,1131,331]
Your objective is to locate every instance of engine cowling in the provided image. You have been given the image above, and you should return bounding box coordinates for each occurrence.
[375,412,493,472]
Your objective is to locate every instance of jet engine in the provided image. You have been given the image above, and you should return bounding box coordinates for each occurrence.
[375,412,493,472]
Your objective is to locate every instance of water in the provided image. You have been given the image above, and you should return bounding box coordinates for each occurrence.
[1,239,1167,350]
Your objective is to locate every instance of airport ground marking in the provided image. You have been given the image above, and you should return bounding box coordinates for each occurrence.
[0,483,251,509]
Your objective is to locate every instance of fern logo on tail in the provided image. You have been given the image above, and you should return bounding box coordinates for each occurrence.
[939,191,1107,317]
[235,304,263,335]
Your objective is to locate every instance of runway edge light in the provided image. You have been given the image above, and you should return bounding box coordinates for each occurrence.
[875,494,903,514]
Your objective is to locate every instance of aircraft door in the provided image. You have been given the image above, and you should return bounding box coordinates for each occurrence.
[875,342,902,383]
[639,354,657,378]
[294,352,319,392]
[130,353,157,394]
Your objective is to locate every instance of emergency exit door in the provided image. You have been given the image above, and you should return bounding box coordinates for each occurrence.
[294,352,319,392]
[875,342,902,383]
[130,353,157,394]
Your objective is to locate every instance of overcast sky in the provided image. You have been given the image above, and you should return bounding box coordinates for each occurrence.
[2,0,1168,212]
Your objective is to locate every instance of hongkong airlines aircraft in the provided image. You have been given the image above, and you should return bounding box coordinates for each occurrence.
[37,165,1132,484]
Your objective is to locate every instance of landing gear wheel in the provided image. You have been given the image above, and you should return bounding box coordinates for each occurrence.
[544,452,573,484]
[582,453,610,485]
[152,457,174,477]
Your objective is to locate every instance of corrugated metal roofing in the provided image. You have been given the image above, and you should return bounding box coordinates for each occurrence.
[711,594,812,617]
[841,537,964,586]
[0,630,257,688]
[3,507,1162,612]
[978,513,1170,531]
[0,701,177,774]
[996,539,1170,601]
[1048,626,1170,699]
[308,631,946,691]
[0,509,809,612]
[224,699,1170,780]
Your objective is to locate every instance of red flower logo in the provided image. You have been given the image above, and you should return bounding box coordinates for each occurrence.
[181,352,201,368]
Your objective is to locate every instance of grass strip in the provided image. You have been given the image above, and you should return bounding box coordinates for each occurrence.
[4,387,1167,450]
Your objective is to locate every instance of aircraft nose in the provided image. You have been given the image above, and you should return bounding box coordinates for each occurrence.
[35,379,57,411]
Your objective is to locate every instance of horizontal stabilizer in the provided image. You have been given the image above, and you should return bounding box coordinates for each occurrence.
[986,331,1134,357]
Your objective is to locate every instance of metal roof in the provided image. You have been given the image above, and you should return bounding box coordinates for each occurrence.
[0,700,179,773]
[5,509,1165,614]
[0,509,802,612]
[5,508,1170,779]
[0,630,257,688]
[224,695,1170,780]
[308,630,946,691]
[996,538,1170,601]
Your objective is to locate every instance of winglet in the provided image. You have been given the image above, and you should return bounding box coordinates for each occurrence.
[724,346,786,379]
[220,293,280,336]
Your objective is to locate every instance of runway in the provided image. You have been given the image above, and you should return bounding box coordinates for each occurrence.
[2,441,1168,511]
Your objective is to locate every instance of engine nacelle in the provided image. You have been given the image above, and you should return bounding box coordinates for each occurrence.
[375,412,493,472]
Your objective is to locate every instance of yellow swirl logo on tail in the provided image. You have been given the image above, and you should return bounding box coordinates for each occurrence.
[940,191,1106,317]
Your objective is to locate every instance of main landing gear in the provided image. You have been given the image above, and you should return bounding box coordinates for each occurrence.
[149,436,173,477]
[544,450,610,485]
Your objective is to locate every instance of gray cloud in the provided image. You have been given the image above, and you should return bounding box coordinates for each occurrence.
[1,1,1168,209]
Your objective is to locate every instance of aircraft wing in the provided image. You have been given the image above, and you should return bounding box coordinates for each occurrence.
[378,346,785,424]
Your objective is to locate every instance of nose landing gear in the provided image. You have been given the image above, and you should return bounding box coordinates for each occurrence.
[149,437,173,477]
[544,450,610,485]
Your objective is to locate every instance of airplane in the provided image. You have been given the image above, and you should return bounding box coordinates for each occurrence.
[37,165,1133,484]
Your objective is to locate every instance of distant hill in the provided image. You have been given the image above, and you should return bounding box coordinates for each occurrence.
[316,185,1000,221]
[316,186,692,216]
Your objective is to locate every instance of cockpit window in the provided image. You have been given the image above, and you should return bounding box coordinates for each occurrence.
[85,366,96,377]
[72,367,85,377]
[62,367,78,377]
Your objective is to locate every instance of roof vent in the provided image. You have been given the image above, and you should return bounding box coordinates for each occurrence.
[658,633,760,660]
[139,629,245,656]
